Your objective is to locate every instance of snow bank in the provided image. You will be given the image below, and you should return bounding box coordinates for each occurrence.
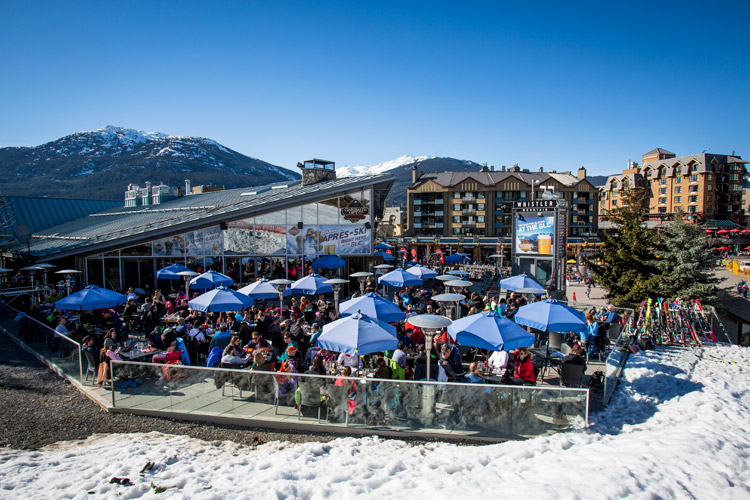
[0,345,748,499]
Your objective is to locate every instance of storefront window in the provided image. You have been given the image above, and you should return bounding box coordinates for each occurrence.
[224,217,254,254]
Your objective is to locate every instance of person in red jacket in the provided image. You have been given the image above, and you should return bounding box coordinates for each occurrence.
[510,348,536,385]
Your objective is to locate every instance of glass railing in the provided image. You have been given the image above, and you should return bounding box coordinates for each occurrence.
[110,361,589,440]
[602,325,634,406]
[0,303,83,384]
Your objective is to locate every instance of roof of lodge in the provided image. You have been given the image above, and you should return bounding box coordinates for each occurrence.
[411,170,589,189]
[1,174,393,260]
[0,196,121,240]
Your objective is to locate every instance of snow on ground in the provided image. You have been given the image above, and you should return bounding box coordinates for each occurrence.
[1,345,749,499]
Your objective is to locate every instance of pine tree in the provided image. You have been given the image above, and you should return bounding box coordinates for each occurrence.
[589,187,660,308]
[651,211,719,301]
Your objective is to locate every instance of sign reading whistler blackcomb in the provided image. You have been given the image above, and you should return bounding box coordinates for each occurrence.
[339,196,369,222]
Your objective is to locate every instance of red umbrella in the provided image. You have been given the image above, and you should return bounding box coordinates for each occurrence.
[729,229,741,233]
[716,230,730,234]
[704,230,714,234]
[742,230,750,234]
[716,246,731,250]
[745,246,750,250]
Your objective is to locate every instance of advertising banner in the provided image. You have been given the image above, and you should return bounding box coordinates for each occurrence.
[185,227,223,256]
[287,225,371,256]
[514,215,555,255]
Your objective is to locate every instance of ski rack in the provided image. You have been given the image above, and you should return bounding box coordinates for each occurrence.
[636,297,725,347]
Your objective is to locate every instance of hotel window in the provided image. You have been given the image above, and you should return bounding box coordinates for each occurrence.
[690,164,698,172]
[477,216,485,223]
[612,191,618,197]
[689,175,699,183]
[689,195,698,203]
[659,197,667,205]
[612,200,618,206]
[453,204,461,211]
[674,196,681,203]
[707,206,713,213]
[659,178,668,185]
[477,203,485,211]
[688,205,697,213]
[706,174,712,181]
[674,186,681,194]
[644,170,651,178]
[453,216,461,223]
[674,166,682,175]
[659,188,667,195]
[601,200,605,207]
[477,192,485,199]
[611,181,618,189]
[659,207,667,213]
[730,174,740,181]
[689,185,699,193]
[675,177,682,184]
[707,195,712,202]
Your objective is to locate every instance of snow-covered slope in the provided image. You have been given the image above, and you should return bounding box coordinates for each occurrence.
[338,155,433,177]
[0,126,298,199]
[1,345,748,499]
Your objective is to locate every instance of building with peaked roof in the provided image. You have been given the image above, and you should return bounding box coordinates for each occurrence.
[0,162,393,292]
[401,164,599,262]
[599,149,748,225]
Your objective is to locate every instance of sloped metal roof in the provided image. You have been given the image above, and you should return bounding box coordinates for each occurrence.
[2,174,393,259]
[0,196,121,239]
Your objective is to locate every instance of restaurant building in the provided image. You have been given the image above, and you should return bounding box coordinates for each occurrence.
[402,164,600,262]
[2,160,394,292]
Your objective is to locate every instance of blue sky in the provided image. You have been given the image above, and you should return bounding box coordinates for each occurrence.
[1,1,748,176]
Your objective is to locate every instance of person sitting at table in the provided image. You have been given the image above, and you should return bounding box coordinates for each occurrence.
[337,351,363,372]
[209,323,233,352]
[374,356,393,379]
[221,336,250,366]
[277,346,299,395]
[391,341,407,369]
[250,351,274,371]
[487,349,509,376]
[602,304,619,324]
[463,362,485,384]
[562,343,587,371]
[438,345,465,381]
[307,355,327,376]
[248,331,273,353]
[510,348,536,385]
[581,314,600,358]
[103,328,119,350]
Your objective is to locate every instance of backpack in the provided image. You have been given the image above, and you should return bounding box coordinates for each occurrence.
[588,370,604,389]
[639,335,655,350]
[388,358,405,380]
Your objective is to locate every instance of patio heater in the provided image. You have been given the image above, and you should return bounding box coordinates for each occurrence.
[55,269,81,297]
[34,263,56,300]
[488,253,503,278]
[350,271,373,296]
[373,264,393,295]
[20,266,43,305]
[323,278,348,317]
[408,313,452,383]
[269,279,292,312]
[0,268,11,295]
[176,270,200,301]
[431,292,465,321]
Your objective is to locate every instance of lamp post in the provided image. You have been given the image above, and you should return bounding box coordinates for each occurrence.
[269,279,292,313]
[34,263,56,301]
[350,271,373,296]
[176,270,200,301]
[323,278,348,317]
[432,293,465,321]
[373,264,393,296]
[55,269,81,297]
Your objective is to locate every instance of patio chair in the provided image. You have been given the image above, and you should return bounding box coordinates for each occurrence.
[219,364,248,398]
[559,343,572,355]
[297,380,328,423]
[559,362,585,387]
[82,349,98,385]
[272,376,296,414]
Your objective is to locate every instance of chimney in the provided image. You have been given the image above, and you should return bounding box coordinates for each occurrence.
[298,159,337,186]
[490,165,494,171]
[501,165,506,172]
[538,166,544,173]
[185,179,192,195]
[481,162,489,172]
[412,164,419,184]
[577,166,587,180]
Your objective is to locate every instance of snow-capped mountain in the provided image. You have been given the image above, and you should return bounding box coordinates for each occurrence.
[0,126,299,200]
[338,155,434,177]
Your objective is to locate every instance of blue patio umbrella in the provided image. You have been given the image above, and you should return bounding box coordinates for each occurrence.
[500,274,544,291]
[238,278,292,300]
[311,254,346,270]
[373,251,396,261]
[189,270,234,289]
[339,292,406,323]
[290,273,333,295]
[316,312,398,356]
[379,268,424,288]
[445,252,472,264]
[406,264,438,279]
[188,286,254,312]
[514,299,587,333]
[447,310,534,351]
[54,285,128,311]
[374,242,394,250]
[156,263,192,280]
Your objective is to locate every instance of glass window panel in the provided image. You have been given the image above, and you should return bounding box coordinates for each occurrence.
[318,198,339,224]
[254,225,287,255]
[224,217,254,254]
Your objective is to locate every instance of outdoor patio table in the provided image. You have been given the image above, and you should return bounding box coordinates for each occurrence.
[120,347,162,362]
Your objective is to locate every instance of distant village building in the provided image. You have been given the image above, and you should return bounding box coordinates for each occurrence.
[599,148,748,226]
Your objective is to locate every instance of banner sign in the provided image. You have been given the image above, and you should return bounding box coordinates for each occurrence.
[514,215,555,255]
[287,225,371,256]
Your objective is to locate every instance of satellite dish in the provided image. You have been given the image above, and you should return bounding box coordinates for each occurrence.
[14,224,32,244]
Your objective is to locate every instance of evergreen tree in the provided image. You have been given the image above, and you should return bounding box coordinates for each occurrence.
[651,211,719,301]
[589,187,660,308]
